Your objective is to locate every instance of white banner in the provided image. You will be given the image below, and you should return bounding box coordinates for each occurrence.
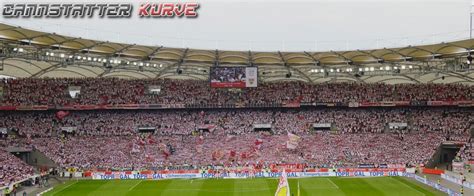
[60,127,76,133]
[91,171,409,180]
[245,67,258,87]
[287,132,301,149]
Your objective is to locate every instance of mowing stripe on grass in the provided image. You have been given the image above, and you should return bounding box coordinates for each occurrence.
[389,177,425,196]
[153,188,274,192]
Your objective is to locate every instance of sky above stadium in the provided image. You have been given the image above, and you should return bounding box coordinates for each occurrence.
[0,0,471,51]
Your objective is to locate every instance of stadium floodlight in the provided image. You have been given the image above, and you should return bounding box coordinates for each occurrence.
[358,68,362,72]
[385,66,390,70]
[133,62,137,65]
[50,52,55,56]
[380,67,384,70]
[45,52,49,56]
[60,53,65,58]
[394,66,398,69]
[346,68,350,72]
[320,69,324,72]
[329,69,334,72]
[102,59,107,63]
[139,62,144,66]
[314,69,318,73]
[146,63,150,67]
[13,48,18,52]
[153,64,157,67]
[336,69,340,72]
[159,64,163,68]
[88,57,92,61]
[401,65,406,69]
[68,55,74,59]
[18,48,24,53]
[408,65,413,69]
[364,67,369,72]
[76,56,81,60]
[93,58,97,61]
[370,67,374,71]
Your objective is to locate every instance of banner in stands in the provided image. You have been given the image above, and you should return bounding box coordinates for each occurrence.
[388,123,408,129]
[210,67,258,88]
[0,100,471,111]
[286,132,301,150]
[441,173,474,189]
[407,173,462,195]
[91,169,408,180]
[60,127,76,133]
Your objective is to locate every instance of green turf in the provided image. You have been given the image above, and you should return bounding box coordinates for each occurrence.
[43,177,446,196]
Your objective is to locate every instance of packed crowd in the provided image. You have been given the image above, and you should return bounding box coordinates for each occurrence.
[0,108,471,137]
[0,108,471,171]
[0,78,472,106]
[26,132,444,170]
[456,138,474,163]
[0,150,35,187]
[0,77,471,187]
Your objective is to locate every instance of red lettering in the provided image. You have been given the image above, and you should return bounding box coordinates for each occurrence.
[185,3,199,17]
[138,3,150,16]
[162,3,174,17]
[150,4,163,16]
[174,3,186,17]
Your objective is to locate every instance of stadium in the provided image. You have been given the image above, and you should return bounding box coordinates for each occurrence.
[0,0,473,195]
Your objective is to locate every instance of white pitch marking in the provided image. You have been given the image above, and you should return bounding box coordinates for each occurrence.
[51,181,78,196]
[128,180,143,191]
[326,178,340,189]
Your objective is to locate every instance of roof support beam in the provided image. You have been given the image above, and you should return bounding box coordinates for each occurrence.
[303,51,324,67]
[278,51,313,83]
[398,74,421,84]
[147,46,163,58]
[329,50,352,64]
[30,62,63,78]
[344,72,366,83]
[214,49,219,66]
[248,50,254,66]
[356,50,383,63]
[24,33,59,44]
[435,69,474,82]
[406,46,440,59]
[155,48,188,78]
[381,48,411,61]
[78,41,107,52]
[114,44,136,57]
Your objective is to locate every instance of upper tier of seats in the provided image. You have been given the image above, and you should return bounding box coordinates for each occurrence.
[0,78,472,106]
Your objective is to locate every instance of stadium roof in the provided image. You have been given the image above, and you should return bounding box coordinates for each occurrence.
[0,23,473,85]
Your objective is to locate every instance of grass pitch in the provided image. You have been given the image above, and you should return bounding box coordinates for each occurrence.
[44,176,446,196]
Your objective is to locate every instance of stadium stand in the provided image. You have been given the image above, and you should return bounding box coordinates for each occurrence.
[0,24,473,195]
[0,78,472,106]
[0,150,34,187]
[0,108,471,171]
